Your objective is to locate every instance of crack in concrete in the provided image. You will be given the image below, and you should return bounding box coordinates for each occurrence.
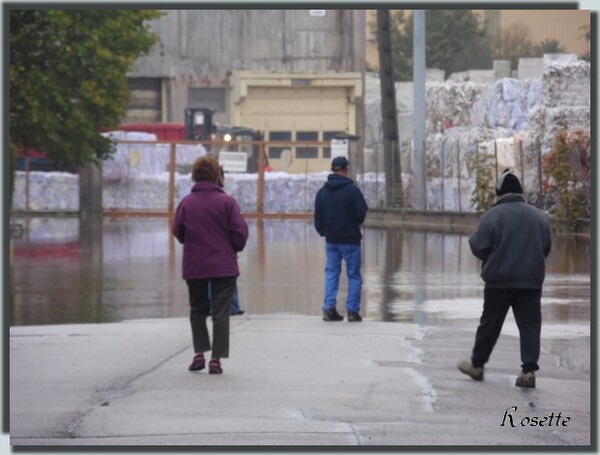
[65,342,191,439]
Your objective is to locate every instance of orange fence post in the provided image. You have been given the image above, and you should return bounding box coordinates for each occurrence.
[256,141,265,217]
[168,142,176,219]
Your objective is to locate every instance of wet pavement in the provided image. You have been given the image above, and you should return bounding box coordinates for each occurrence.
[9,217,592,325]
[7,216,592,446]
[9,314,592,446]
[10,217,591,372]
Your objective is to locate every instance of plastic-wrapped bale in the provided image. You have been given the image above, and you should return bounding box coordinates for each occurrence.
[102,132,157,181]
[174,144,208,174]
[427,177,476,212]
[12,171,27,210]
[47,172,79,211]
[225,173,258,213]
[428,127,516,179]
[175,174,194,204]
[426,82,484,133]
[428,177,445,211]
[174,172,260,213]
[109,142,172,178]
[471,79,542,130]
[102,131,207,181]
[103,173,170,211]
[263,172,314,213]
[130,174,170,211]
[103,179,129,211]
[13,171,79,212]
[543,61,590,108]
[355,172,387,209]
[306,172,329,211]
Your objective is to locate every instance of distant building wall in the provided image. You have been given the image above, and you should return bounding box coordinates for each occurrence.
[364,9,590,74]
[500,10,590,57]
[127,10,365,126]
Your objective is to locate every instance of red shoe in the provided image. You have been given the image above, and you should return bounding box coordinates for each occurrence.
[209,358,223,374]
[188,353,205,372]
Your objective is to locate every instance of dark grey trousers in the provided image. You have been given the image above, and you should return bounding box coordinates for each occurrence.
[186,277,236,359]
[471,288,542,372]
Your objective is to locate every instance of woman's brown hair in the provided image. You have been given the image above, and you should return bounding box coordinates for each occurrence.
[192,156,221,183]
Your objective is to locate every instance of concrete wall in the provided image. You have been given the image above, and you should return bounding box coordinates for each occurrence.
[518,58,544,79]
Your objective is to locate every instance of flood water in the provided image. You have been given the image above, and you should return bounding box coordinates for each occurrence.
[10,217,591,332]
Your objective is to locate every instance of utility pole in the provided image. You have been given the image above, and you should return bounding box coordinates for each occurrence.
[377,10,403,208]
[413,10,427,210]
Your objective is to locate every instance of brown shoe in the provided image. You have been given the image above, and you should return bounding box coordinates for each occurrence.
[515,371,536,388]
[458,360,484,381]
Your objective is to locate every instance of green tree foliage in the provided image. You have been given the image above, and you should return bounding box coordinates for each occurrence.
[492,24,568,71]
[542,131,591,230]
[491,23,534,71]
[9,9,162,170]
[467,149,495,213]
[531,38,567,56]
[385,10,489,81]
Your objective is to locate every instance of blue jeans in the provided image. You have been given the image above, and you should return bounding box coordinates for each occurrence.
[230,286,241,313]
[323,242,362,313]
[208,283,242,314]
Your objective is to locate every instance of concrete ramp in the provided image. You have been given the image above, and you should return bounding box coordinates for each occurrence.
[9,314,591,446]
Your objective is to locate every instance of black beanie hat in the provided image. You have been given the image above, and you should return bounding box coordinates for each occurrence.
[496,169,523,196]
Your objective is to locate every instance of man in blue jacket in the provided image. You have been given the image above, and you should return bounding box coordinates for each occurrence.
[314,156,368,322]
[458,169,552,388]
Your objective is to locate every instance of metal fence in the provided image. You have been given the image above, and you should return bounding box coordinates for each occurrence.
[12,134,590,219]
[357,134,580,214]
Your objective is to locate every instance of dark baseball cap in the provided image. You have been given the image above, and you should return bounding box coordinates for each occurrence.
[331,156,349,171]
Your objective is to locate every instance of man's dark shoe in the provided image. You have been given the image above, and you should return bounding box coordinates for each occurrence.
[231,310,245,316]
[347,312,362,322]
[457,360,484,381]
[323,307,344,321]
[515,371,536,388]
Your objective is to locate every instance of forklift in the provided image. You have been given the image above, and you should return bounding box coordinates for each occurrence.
[184,108,266,173]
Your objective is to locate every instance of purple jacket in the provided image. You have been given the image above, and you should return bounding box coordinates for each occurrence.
[172,182,249,280]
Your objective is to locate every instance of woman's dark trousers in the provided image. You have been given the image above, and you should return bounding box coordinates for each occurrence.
[471,288,542,373]
[186,277,237,359]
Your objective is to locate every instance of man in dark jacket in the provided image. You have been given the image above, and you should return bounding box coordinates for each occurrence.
[458,169,552,388]
[314,156,368,322]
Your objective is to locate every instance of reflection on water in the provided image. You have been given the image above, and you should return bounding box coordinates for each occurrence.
[10,217,591,331]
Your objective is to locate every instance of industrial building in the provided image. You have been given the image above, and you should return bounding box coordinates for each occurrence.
[125,9,365,173]
[124,9,590,174]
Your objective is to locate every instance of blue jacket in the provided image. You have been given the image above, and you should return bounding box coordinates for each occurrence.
[314,174,368,245]
[469,194,552,289]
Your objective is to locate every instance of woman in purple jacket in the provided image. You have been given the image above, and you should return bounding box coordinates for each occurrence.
[172,156,249,374]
